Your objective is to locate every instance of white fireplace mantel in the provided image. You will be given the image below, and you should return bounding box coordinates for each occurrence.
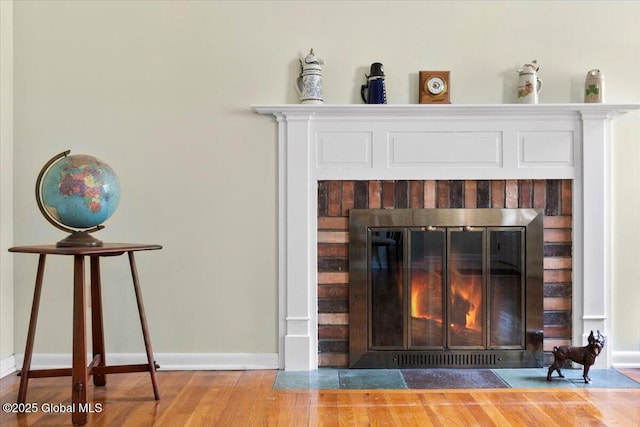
[252,103,640,371]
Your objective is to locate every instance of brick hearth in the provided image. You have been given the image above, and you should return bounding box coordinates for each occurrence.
[317,179,572,368]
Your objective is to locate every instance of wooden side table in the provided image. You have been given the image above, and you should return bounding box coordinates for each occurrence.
[9,243,162,426]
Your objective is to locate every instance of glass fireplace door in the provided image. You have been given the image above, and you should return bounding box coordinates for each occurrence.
[409,228,445,348]
[448,229,485,348]
[488,228,525,348]
[350,208,542,369]
[370,230,404,348]
[368,226,525,352]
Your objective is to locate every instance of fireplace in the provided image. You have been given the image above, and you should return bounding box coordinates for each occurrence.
[252,103,639,370]
[318,178,569,368]
[349,208,544,368]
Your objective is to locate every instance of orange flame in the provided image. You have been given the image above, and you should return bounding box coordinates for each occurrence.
[449,259,482,331]
[410,259,482,331]
[410,267,443,324]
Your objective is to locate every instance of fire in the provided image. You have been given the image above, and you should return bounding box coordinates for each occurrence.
[449,258,482,331]
[410,267,443,324]
[410,259,482,331]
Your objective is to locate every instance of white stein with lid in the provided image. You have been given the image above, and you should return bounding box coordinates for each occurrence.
[517,60,542,104]
[295,49,324,104]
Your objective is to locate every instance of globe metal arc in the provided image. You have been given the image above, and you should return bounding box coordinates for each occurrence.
[36,150,121,247]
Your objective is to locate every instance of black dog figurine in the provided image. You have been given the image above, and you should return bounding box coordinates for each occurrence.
[547,330,605,383]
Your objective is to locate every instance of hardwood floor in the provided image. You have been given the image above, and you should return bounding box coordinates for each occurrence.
[1,369,639,426]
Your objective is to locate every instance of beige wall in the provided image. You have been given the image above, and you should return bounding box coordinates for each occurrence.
[1,0,14,362]
[5,1,640,361]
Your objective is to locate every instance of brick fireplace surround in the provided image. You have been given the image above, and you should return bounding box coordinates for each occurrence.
[253,104,639,371]
[318,179,571,367]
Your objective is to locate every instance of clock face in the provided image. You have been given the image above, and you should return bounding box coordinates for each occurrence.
[427,77,446,95]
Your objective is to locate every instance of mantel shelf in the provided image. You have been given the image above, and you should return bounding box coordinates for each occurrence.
[252,103,640,119]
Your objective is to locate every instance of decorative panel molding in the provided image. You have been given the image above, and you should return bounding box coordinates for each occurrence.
[317,131,372,168]
[388,131,502,168]
[519,131,574,167]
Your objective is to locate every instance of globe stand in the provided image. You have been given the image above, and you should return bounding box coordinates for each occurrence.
[57,230,104,248]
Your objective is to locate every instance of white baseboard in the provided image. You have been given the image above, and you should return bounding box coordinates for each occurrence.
[1,355,16,378]
[3,352,279,378]
[3,353,278,371]
[612,351,640,368]
[156,353,280,370]
[9,352,279,372]
[4,351,639,373]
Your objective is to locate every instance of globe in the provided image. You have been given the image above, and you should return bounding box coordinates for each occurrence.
[36,150,120,247]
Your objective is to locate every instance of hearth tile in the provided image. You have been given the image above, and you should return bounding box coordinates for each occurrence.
[401,369,509,389]
[565,368,640,388]
[273,369,340,390]
[273,368,640,390]
[493,368,640,389]
[338,369,407,389]
[493,368,571,388]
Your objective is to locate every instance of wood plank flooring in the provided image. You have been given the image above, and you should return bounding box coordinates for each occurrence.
[1,369,639,426]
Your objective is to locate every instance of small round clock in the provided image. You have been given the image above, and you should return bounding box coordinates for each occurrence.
[419,71,450,104]
[426,76,446,95]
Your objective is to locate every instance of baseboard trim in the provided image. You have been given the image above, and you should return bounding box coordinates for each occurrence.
[156,353,280,370]
[9,352,279,372]
[612,351,640,368]
[5,351,639,372]
[1,355,16,378]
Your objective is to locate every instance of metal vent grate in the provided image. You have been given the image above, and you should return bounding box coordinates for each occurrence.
[396,353,497,367]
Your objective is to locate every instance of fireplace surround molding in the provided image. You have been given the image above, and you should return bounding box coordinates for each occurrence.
[252,103,640,371]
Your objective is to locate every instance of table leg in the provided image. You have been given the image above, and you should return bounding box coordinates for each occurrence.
[17,254,46,404]
[90,256,106,386]
[72,255,88,426]
[128,252,160,400]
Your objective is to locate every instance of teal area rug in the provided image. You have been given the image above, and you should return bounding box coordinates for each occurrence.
[273,368,640,390]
